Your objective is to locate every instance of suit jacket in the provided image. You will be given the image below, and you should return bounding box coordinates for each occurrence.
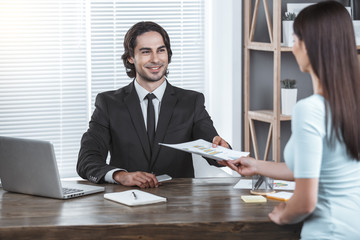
[77,80,219,183]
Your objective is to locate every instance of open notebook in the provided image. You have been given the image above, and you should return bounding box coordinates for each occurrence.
[104,190,167,206]
[0,136,104,199]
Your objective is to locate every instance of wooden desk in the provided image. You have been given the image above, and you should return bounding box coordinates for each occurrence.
[0,178,301,239]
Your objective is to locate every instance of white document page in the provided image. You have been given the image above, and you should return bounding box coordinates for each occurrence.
[233,179,295,191]
[159,139,249,161]
[104,190,166,207]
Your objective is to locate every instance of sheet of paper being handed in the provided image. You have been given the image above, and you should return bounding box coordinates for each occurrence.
[159,139,249,162]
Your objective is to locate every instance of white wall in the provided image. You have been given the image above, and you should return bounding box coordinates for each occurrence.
[205,0,242,151]
[194,0,242,178]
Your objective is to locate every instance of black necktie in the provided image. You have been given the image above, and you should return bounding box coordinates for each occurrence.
[145,93,156,149]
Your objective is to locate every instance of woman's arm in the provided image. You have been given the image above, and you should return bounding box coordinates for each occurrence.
[269,178,318,225]
[227,157,295,181]
[255,160,294,181]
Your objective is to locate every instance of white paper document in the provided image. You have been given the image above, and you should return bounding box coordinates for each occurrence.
[104,190,167,206]
[159,139,249,161]
[233,179,295,191]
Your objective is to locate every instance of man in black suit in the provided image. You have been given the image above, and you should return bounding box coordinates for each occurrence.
[77,21,229,188]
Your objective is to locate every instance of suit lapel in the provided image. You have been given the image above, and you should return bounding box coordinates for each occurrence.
[124,81,152,162]
[150,82,178,169]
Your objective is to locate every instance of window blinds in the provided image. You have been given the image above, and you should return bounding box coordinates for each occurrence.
[0,0,88,178]
[0,0,205,178]
[90,0,206,109]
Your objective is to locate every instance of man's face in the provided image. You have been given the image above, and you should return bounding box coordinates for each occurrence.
[128,31,169,83]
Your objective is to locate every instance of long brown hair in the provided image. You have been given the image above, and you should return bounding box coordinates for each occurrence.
[121,21,172,78]
[293,1,360,160]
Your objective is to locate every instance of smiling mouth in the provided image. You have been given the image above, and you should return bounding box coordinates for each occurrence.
[147,65,162,72]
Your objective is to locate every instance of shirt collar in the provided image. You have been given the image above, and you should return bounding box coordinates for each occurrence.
[134,79,167,102]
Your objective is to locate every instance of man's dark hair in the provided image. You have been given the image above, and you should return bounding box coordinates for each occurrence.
[121,21,172,78]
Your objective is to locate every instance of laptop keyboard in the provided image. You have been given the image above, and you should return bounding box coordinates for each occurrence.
[62,187,83,195]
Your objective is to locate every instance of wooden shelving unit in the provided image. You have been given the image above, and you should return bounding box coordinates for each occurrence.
[243,0,289,162]
[243,0,360,162]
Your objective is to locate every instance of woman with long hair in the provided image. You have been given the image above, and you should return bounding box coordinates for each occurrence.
[227,2,360,239]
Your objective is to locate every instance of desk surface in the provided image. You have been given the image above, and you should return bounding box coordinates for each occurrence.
[0,178,301,240]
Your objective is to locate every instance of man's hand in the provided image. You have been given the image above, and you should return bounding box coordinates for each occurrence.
[113,171,159,188]
[212,136,229,148]
[212,136,230,166]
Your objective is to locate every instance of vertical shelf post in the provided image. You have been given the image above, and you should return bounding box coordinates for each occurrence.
[243,0,288,162]
[243,0,251,154]
[272,0,281,162]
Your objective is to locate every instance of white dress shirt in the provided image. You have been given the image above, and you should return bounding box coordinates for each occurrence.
[134,79,166,130]
[104,80,167,183]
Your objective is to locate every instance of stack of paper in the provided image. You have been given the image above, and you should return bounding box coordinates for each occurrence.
[241,195,267,203]
[233,179,295,191]
[266,191,293,201]
[104,190,167,206]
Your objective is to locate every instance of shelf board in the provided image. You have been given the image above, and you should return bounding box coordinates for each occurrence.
[247,41,293,52]
[280,46,292,52]
[247,42,273,51]
[248,110,292,123]
[248,43,360,52]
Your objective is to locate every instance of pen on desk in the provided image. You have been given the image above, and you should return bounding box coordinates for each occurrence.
[266,178,273,189]
[265,177,272,189]
[254,176,264,189]
[132,191,137,200]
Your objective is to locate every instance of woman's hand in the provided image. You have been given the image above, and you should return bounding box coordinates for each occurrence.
[226,156,258,176]
[268,202,287,225]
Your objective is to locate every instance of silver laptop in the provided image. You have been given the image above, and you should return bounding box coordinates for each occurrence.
[0,136,104,199]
